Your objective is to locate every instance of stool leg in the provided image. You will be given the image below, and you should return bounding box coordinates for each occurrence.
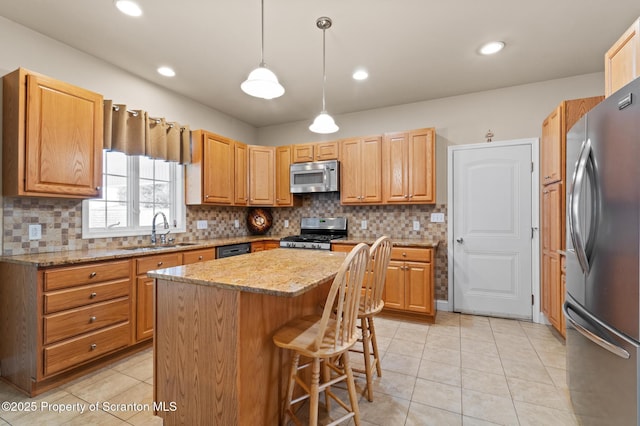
[361,316,374,402]
[322,357,331,412]
[309,357,321,426]
[283,352,300,425]
[342,351,361,425]
[369,317,382,377]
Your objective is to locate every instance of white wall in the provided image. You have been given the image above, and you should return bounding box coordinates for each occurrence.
[0,16,257,143]
[258,72,604,203]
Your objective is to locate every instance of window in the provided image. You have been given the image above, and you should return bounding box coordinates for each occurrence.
[82,150,186,239]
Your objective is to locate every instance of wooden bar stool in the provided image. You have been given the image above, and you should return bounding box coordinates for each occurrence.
[273,243,370,426]
[351,236,392,401]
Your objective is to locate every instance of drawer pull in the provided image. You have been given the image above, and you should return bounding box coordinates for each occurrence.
[90,343,97,350]
[89,316,97,323]
[90,292,97,299]
[402,252,407,257]
[157,261,164,267]
[89,272,97,278]
[198,256,203,260]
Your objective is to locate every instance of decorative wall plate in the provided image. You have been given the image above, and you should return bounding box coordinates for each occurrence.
[247,207,273,235]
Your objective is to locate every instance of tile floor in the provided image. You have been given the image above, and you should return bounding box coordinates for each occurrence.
[0,312,577,425]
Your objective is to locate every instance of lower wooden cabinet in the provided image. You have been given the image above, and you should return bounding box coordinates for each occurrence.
[332,243,435,321]
[251,240,281,252]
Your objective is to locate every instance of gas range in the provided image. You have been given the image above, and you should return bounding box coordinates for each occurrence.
[280,217,347,250]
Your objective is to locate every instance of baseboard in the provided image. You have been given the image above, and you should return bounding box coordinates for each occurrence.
[436,299,450,312]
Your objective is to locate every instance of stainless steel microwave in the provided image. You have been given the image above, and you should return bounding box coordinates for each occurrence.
[290,160,339,193]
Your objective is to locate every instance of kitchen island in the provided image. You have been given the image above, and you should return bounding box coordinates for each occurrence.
[147,248,347,425]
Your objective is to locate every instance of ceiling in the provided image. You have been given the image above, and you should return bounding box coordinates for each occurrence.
[2,1,640,128]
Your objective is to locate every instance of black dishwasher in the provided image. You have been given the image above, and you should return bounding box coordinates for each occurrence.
[216,243,251,258]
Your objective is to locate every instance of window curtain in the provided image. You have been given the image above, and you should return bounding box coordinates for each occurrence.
[103,100,191,163]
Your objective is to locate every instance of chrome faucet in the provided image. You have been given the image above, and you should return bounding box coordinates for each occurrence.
[151,212,169,244]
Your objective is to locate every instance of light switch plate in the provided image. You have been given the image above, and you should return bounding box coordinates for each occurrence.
[234,219,240,228]
[29,224,42,240]
[361,220,367,230]
[431,213,445,223]
[413,220,420,231]
[196,220,208,229]
[284,219,289,228]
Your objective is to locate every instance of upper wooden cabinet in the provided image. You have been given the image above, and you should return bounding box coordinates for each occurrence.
[382,128,435,204]
[234,142,249,205]
[340,136,382,204]
[540,97,603,186]
[3,68,103,198]
[186,130,241,205]
[292,141,339,163]
[275,146,294,206]
[605,17,640,97]
[249,145,275,206]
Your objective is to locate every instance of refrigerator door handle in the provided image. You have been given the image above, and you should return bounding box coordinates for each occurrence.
[563,301,630,359]
[568,138,592,274]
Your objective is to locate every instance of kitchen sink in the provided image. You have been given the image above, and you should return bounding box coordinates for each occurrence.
[122,242,198,250]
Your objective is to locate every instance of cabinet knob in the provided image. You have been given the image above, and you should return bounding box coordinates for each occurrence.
[89,272,97,278]
[409,194,413,198]
[90,343,97,350]
[198,256,203,260]
[96,186,101,191]
[90,292,97,298]
[402,252,407,257]
[157,261,164,267]
[205,195,210,199]
[89,316,97,323]
[404,195,409,199]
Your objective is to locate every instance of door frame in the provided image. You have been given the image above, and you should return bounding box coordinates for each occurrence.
[446,138,541,323]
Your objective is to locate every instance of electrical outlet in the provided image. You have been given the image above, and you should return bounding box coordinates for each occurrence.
[29,224,42,240]
[234,219,240,228]
[284,219,289,228]
[361,220,367,230]
[196,220,208,230]
[413,220,420,231]
[430,213,445,223]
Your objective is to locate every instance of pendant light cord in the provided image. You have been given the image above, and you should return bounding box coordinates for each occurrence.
[260,0,265,66]
[321,25,326,112]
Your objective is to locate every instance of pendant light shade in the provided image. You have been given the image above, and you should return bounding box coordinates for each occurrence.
[309,17,338,134]
[241,0,284,99]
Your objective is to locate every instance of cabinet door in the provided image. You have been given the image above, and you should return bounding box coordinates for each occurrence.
[234,142,248,205]
[315,141,339,161]
[249,146,275,205]
[340,138,362,204]
[251,242,265,252]
[541,251,552,321]
[203,133,234,204]
[361,136,383,203]
[292,144,314,163]
[136,277,154,341]
[182,249,215,265]
[383,261,404,310]
[547,253,561,329]
[605,19,640,97]
[25,74,103,197]
[383,132,409,202]
[541,106,562,185]
[275,146,293,206]
[407,129,435,203]
[405,261,432,314]
[264,241,281,250]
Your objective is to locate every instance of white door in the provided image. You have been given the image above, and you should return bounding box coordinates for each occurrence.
[451,141,534,319]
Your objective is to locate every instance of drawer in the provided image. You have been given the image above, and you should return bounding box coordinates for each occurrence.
[182,248,215,265]
[136,253,182,275]
[44,322,130,377]
[44,298,129,345]
[44,260,131,291]
[391,247,432,262]
[44,279,130,314]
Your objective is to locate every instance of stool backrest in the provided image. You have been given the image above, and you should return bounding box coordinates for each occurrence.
[361,236,392,314]
[315,243,370,352]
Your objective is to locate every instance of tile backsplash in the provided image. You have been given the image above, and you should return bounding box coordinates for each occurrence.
[2,194,449,299]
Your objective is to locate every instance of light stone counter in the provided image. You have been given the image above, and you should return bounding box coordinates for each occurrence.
[148,248,347,297]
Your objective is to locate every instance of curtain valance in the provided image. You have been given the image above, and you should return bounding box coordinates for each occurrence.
[103,100,191,163]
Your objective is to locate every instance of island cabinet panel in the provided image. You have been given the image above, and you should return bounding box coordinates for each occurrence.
[154,277,331,425]
[3,68,103,198]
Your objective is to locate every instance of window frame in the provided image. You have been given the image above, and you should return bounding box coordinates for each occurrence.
[82,151,186,240]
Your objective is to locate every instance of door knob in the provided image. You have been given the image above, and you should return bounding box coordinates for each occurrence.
[456,237,464,243]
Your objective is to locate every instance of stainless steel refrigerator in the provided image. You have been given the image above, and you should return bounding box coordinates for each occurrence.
[565,78,640,425]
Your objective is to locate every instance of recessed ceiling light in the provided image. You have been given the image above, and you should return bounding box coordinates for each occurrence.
[157,66,176,77]
[352,69,368,81]
[115,0,142,17]
[479,41,505,55]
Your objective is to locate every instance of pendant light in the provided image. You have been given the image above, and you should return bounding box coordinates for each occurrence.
[241,0,285,99]
[309,17,339,134]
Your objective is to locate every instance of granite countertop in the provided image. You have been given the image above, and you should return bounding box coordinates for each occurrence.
[333,237,440,249]
[0,235,284,267]
[148,248,347,297]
